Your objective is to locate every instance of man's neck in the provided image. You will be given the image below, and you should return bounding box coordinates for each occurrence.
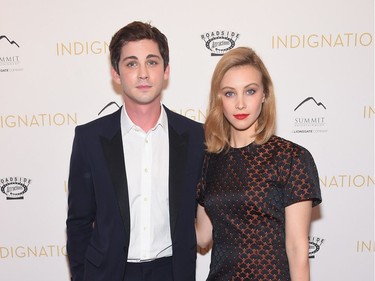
[124,102,162,132]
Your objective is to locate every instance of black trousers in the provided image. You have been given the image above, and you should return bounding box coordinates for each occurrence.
[123,257,173,281]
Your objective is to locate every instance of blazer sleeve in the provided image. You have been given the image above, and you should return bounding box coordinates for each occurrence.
[66,126,96,281]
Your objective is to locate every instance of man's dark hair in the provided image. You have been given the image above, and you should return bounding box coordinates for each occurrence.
[109,21,169,74]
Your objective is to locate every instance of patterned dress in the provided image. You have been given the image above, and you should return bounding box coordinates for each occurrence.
[197,135,322,281]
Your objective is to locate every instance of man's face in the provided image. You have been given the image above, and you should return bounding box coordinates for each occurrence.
[112,39,169,108]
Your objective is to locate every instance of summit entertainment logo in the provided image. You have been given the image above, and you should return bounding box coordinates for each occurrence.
[201,30,240,56]
[0,35,23,73]
[292,97,328,134]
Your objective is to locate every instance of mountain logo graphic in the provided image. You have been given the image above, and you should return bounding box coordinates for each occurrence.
[98,101,120,116]
[294,97,326,111]
[0,35,20,48]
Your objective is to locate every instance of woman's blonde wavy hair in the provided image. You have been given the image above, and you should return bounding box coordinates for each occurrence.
[205,47,276,153]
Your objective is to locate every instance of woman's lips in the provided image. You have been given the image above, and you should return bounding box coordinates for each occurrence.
[233,114,249,120]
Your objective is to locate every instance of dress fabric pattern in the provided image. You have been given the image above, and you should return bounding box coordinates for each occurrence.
[197,135,322,281]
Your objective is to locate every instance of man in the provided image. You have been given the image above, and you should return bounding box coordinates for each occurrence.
[66,21,205,281]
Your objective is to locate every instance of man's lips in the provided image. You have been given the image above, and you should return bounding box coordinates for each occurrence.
[233,114,249,120]
[137,85,151,90]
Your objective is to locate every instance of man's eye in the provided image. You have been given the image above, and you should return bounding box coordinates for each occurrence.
[127,61,137,67]
[147,60,158,66]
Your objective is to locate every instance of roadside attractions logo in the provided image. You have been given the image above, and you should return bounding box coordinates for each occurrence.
[309,236,325,258]
[1,177,31,200]
[201,30,240,56]
[0,35,23,73]
[292,97,327,134]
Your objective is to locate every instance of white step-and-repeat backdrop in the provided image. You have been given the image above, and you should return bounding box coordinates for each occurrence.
[1,0,374,280]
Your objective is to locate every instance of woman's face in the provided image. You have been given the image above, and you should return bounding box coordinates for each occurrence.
[220,65,265,143]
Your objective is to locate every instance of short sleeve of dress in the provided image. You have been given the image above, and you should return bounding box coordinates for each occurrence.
[281,144,322,207]
[196,152,211,207]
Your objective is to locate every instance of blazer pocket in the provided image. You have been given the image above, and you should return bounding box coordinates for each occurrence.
[85,244,104,268]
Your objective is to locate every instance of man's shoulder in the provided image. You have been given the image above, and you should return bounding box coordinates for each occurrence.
[75,108,121,134]
[164,106,203,129]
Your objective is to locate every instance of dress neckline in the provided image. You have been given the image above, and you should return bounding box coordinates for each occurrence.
[229,141,254,151]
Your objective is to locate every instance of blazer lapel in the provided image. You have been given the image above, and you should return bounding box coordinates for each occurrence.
[100,112,130,239]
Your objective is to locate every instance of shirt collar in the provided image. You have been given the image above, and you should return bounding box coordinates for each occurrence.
[121,104,168,135]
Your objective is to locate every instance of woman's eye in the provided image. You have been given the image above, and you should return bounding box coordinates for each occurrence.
[224,92,234,97]
[246,89,256,95]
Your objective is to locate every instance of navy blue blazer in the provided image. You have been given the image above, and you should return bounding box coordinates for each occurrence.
[66,106,205,281]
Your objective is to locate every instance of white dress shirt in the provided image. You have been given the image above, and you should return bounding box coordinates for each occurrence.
[121,105,172,262]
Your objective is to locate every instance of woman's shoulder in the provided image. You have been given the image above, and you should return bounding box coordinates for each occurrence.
[266,135,311,156]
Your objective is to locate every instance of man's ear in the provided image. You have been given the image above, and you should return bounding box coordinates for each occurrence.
[164,64,170,81]
[111,67,121,85]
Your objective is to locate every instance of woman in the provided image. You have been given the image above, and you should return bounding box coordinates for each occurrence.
[196,47,322,281]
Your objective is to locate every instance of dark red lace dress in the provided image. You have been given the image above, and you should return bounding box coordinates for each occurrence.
[197,135,322,281]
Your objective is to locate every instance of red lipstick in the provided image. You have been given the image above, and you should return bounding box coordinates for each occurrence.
[233,114,249,120]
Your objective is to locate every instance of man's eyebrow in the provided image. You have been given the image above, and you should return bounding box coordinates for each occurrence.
[146,54,162,60]
[122,55,137,61]
[122,54,161,61]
